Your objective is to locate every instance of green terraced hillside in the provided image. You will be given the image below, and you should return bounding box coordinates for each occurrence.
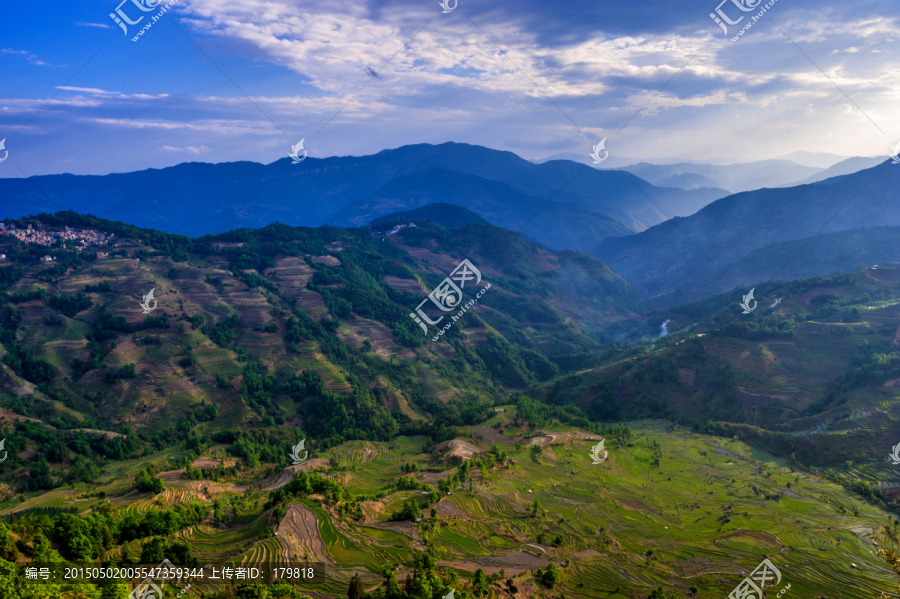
[0,213,898,598]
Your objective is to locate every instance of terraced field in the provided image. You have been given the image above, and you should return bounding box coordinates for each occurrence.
[4,222,900,598]
[11,409,896,597]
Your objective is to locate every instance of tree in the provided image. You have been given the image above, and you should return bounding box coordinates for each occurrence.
[391,499,422,521]
[135,470,164,494]
[140,538,168,564]
[140,538,199,567]
[383,571,403,599]
[0,524,16,562]
[539,564,559,588]
[473,569,489,596]
[28,456,53,490]
[100,582,132,599]
[347,574,364,599]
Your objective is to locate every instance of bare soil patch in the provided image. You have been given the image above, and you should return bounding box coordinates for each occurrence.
[259,459,329,492]
[613,496,655,513]
[543,430,603,444]
[381,275,424,295]
[267,257,315,297]
[0,366,36,397]
[276,503,334,564]
[311,256,341,267]
[443,439,483,460]
[0,407,41,426]
[73,428,124,439]
[339,318,412,359]
[191,458,238,469]
[296,291,327,316]
[470,424,507,445]
[435,499,470,520]
[359,501,387,523]
[526,436,552,447]
[438,550,549,575]
[678,368,696,385]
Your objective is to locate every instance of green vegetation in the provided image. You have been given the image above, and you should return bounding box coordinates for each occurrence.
[48,292,93,317]
[134,469,164,494]
[0,213,898,597]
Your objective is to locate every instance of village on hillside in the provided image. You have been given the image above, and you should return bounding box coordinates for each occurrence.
[0,223,113,252]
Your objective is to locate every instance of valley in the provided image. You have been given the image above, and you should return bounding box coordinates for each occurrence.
[0,212,897,597]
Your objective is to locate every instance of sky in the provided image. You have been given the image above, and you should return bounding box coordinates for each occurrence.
[1,0,898,177]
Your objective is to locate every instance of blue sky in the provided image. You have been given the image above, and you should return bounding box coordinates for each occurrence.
[1,0,898,177]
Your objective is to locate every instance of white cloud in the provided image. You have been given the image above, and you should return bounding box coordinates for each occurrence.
[2,47,64,67]
[5,0,900,176]
[87,117,280,136]
[162,145,210,153]
[57,86,121,95]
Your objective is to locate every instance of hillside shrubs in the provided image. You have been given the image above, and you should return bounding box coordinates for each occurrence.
[134,469,164,494]
[48,293,92,317]
[83,280,113,293]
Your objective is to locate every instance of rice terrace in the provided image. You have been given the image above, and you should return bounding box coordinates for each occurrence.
[3,0,900,595]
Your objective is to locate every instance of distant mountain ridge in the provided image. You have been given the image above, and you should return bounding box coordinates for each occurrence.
[774,150,853,169]
[620,160,823,193]
[0,142,728,251]
[784,156,886,187]
[641,225,900,307]
[325,167,637,251]
[590,159,898,305]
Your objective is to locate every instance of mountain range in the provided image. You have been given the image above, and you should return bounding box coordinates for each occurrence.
[619,159,823,193]
[781,155,885,186]
[2,143,895,311]
[0,143,727,251]
[590,159,898,306]
[0,211,898,598]
[534,150,856,169]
